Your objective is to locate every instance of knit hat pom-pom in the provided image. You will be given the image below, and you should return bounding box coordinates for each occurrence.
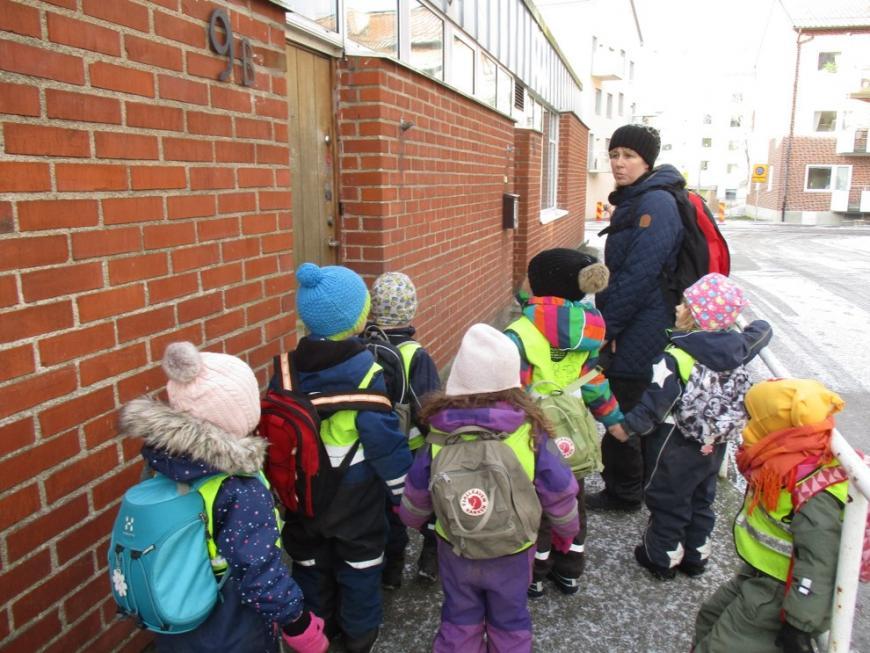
[296,262,323,288]
[579,262,610,295]
[162,341,202,384]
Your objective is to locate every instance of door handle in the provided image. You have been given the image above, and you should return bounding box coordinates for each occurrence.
[327,239,340,248]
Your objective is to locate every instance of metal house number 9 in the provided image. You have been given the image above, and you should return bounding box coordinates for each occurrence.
[207,9,255,87]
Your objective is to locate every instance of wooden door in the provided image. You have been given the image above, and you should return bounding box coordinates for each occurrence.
[286,44,338,270]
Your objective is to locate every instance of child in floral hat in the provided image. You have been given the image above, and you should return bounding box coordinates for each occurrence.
[364,272,442,586]
[608,273,773,579]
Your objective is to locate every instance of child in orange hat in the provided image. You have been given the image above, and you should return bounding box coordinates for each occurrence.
[693,378,847,653]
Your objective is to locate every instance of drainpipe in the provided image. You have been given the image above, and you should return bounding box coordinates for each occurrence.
[780,29,813,222]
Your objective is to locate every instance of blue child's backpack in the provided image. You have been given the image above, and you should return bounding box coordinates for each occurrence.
[108,473,231,633]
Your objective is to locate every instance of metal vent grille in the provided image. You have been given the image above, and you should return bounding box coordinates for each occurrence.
[514,84,525,112]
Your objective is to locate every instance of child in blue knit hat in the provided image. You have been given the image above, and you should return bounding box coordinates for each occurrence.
[278,262,412,653]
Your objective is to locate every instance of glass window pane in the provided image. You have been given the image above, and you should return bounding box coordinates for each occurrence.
[814,111,837,132]
[410,1,443,79]
[285,0,337,31]
[807,167,832,190]
[497,66,512,113]
[835,166,850,191]
[346,1,397,56]
[479,53,496,106]
[452,37,474,94]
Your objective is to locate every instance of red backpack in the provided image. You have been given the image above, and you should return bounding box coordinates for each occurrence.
[258,352,393,519]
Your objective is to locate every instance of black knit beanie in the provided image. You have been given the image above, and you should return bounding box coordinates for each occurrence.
[609,124,661,168]
[528,248,608,301]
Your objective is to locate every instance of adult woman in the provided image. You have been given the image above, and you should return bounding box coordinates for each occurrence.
[586,124,685,512]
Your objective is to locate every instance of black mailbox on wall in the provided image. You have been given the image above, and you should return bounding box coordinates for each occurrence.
[503,193,519,229]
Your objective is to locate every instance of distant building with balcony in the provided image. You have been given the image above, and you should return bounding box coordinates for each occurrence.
[747,1,870,224]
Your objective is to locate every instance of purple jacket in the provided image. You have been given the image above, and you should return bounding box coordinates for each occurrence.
[399,403,579,542]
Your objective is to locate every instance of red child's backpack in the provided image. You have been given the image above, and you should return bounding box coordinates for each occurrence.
[258,351,393,518]
[791,454,870,583]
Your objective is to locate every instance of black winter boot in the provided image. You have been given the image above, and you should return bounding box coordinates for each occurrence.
[634,545,676,580]
[382,555,404,590]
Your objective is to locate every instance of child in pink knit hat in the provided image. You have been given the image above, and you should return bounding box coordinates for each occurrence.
[608,274,772,580]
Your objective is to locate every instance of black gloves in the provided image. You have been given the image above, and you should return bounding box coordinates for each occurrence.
[775,623,816,653]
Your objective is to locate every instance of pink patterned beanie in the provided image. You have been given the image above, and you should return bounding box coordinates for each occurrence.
[683,273,747,331]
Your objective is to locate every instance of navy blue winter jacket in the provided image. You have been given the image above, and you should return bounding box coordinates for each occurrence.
[597,164,685,380]
[622,321,773,436]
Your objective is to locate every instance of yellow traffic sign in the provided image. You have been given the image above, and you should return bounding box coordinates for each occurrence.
[751,164,769,183]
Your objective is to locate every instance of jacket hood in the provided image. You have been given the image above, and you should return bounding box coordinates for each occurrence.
[609,163,685,206]
[428,403,528,435]
[669,329,755,371]
[520,296,606,353]
[120,397,266,476]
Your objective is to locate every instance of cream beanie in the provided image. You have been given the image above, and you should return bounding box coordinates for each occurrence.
[162,342,261,439]
[445,324,521,397]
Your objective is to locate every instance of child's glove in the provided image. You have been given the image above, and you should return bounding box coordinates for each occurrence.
[775,623,815,653]
[282,611,329,653]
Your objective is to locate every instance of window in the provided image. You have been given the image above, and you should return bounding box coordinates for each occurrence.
[728,140,740,151]
[700,161,709,170]
[730,115,743,128]
[662,143,672,151]
[541,109,559,210]
[285,0,337,31]
[813,111,837,132]
[618,92,624,117]
[346,1,397,55]
[818,51,840,73]
[727,163,738,173]
[805,165,850,191]
[496,66,512,114]
[703,114,712,125]
[606,93,613,118]
[588,132,595,170]
[732,93,743,103]
[595,89,602,115]
[725,188,737,200]
[410,1,443,80]
[478,53,496,107]
[702,137,712,148]
[451,36,474,94]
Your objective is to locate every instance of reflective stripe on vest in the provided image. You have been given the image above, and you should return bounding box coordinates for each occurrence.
[733,461,848,581]
[398,341,425,450]
[506,317,588,391]
[320,362,381,466]
[429,422,535,544]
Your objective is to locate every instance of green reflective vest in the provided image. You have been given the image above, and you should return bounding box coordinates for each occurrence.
[397,341,425,450]
[430,422,536,547]
[319,362,381,466]
[734,461,847,581]
[506,317,589,392]
[665,345,695,382]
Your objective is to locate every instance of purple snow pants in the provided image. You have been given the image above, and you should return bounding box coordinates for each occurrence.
[434,539,535,653]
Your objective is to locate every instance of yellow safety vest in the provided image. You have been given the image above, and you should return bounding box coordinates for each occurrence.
[733,461,847,581]
[506,317,589,392]
[319,362,381,468]
[397,341,425,450]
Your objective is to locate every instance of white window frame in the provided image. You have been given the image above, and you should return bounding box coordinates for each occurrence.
[540,109,565,223]
[804,164,851,192]
[813,110,838,133]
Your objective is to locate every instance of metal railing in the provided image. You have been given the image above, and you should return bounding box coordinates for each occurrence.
[737,316,870,652]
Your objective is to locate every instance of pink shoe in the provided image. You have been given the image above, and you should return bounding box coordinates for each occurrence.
[282,613,329,653]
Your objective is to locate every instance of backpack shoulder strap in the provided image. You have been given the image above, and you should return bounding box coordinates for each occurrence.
[191,474,229,570]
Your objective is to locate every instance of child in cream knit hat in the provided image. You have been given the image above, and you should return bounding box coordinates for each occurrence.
[399,324,578,653]
[364,271,442,586]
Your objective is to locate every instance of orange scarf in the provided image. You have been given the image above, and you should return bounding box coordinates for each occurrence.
[735,418,835,513]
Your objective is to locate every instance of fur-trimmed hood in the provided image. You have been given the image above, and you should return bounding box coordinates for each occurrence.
[120,397,266,476]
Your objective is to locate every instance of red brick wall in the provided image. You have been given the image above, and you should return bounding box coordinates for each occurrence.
[0,1,291,651]
[755,137,870,213]
[511,114,588,289]
[336,56,518,365]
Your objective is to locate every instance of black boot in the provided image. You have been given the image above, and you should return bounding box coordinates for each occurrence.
[344,627,379,653]
[677,559,707,577]
[417,537,438,582]
[634,545,676,580]
[585,490,641,512]
[382,555,404,590]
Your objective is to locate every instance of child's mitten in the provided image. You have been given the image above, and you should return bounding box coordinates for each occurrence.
[282,611,329,653]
